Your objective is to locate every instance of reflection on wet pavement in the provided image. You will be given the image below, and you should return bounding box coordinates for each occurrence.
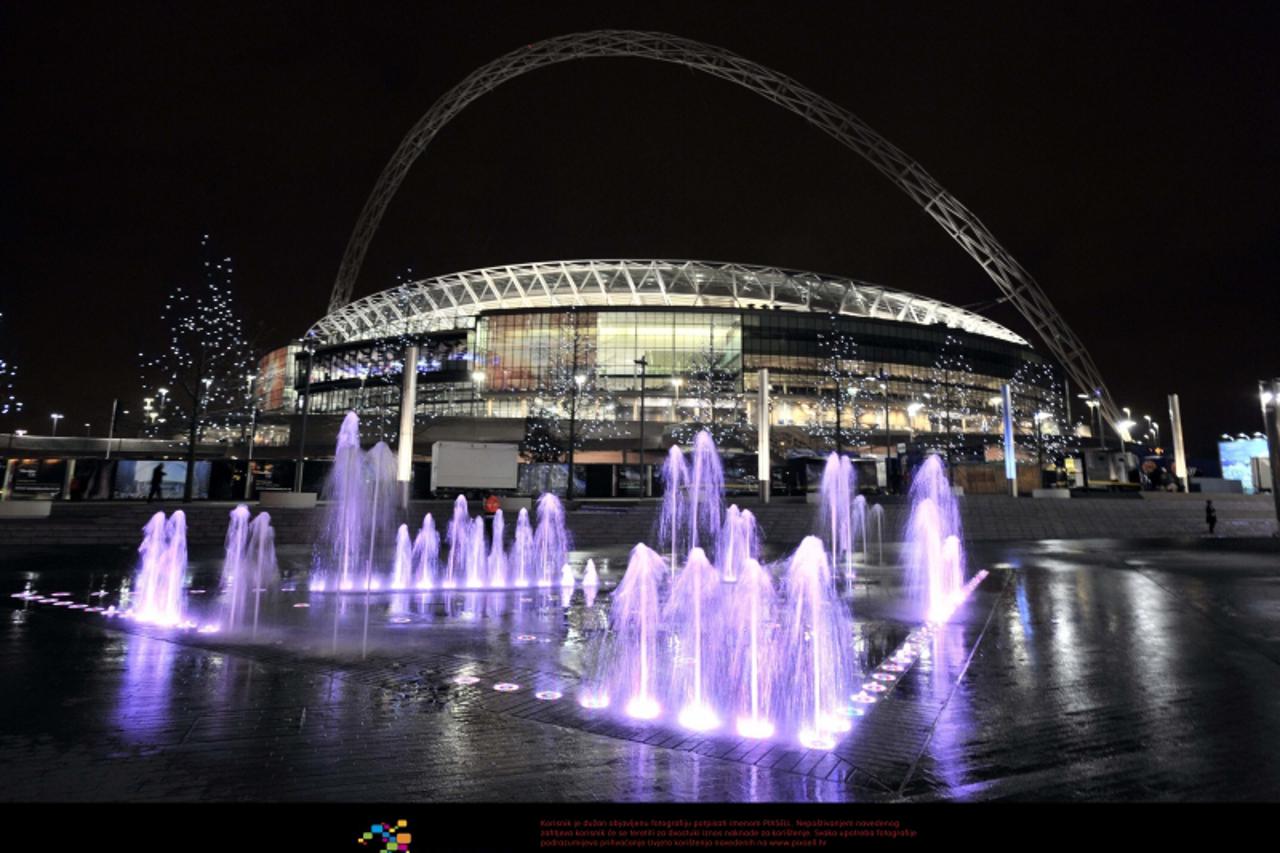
[2,538,1279,801]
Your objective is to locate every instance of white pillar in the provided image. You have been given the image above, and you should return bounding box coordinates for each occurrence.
[757,368,771,503]
[1261,379,1280,527]
[397,344,419,508]
[1167,393,1189,494]
[1001,383,1017,496]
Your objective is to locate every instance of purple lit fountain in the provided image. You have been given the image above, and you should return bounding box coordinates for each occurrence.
[817,453,855,580]
[316,411,367,592]
[903,454,966,623]
[658,444,688,576]
[533,493,570,587]
[220,506,278,636]
[443,496,470,589]
[133,510,188,627]
[390,524,414,590]
[488,509,507,588]
[667,547,722,732]
[412,514,438,590]
[510,507,534,588]
[716,505,759,584]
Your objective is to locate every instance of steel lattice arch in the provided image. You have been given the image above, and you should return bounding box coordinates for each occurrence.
[309,259,1028,347]
[319,29,1121,430]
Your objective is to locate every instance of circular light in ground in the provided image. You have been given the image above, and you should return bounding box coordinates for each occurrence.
[799,728,837,750]
[389,617,411,624]
[515,634,537,642]
[862,682,888,693]
[51,592,71,597]
[579,693,610,709]
[881,662,906,672]
[188,589,206,595]
[850,691,878,705]
[872,672,896,682]
[840,705,867,718]
[736,716,775,739]
[677,704,721,732]
[68,604,87,610]
[493,683,520,692]
[86,607,104,613]
[292,603,310,608]
[197,625,220,634]
[453,675,480,686]
[535,691,562,701]
[625,695,661,720]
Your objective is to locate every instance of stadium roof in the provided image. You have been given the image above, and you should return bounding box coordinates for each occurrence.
[308,259,1029,347]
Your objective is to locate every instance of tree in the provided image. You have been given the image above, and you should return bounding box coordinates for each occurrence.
[0,312,21,418]
[140,235,253,501]
[671,340,748,447]
[929,332,975,469]
[521,309,621,485]
[806,317,865,454]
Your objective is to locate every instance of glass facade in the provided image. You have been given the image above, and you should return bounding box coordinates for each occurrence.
[297,305,1065,447]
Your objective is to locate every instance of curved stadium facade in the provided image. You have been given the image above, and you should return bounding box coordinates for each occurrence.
[294,259,1065,464]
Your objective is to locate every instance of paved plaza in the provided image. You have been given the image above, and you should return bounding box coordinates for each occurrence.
[3,534,1279,803]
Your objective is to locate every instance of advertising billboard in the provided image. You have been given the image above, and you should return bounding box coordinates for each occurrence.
[1218,437,1269,494]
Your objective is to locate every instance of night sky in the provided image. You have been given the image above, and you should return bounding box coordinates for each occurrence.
[3,2,1277,458]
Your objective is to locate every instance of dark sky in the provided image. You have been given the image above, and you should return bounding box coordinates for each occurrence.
[3,1,1277,458]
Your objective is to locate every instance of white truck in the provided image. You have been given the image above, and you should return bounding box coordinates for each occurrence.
[429,441,519,494]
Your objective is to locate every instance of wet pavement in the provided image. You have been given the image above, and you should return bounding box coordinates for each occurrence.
[2,537,1279,802]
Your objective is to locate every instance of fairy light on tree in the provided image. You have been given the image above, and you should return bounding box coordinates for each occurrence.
[672,337,747,447]
[1010,360,1072,460]
[140,235,253,502]
[521,309,621,470]
[806,316,865,454]
[0,312,22,418]
[929,332,975,468]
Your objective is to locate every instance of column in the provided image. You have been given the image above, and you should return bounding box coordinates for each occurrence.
[397,344,419,509]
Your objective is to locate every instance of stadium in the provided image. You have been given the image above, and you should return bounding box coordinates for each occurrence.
[273,258,1067,494]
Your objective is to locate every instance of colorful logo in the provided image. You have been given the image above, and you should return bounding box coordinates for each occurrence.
[358,820,411,853]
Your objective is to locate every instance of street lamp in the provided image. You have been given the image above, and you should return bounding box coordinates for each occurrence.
[565,373,588,501]
[244,373,258,500]
[1033,411,1051,482]
[635,355,648,497]
[50,413,63,436]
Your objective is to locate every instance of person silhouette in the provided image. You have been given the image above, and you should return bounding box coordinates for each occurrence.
[147,464,166,502]
[1205,500,1217,536]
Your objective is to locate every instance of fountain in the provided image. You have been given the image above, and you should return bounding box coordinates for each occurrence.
[658,444,688,576]
[511,507,534,587]
[817,453,855,580]
[412,513,438,590]
[390,524,414,590]
[582,544,664,717]
[716,505,758,584]
[533,493,570,588]
[667,547,721,732]
[686,432,725,561]
[465,516,487,589]
[242,512,278,637]
[488,509,508,588]
[731,557,776,739]
[444,496,470,589]
[316,412,367,592]
[582,558,599,588]
[133,510,187,627]
[785,536,855,749]
[869,503,885,565]
[852,495,868,568]
[220,505,252,629]
[903,454,967,623]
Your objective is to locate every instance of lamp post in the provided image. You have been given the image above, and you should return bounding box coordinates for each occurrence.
[50,413,63,436]
[1034,411,1050,485]
[635,355,648,497]
[565,373,586,501]
[244,373,258,500]
[294,338,316,493]
[879,370,891,492]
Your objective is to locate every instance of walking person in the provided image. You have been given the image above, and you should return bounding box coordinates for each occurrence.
[147,464,166,502]
[1205,499,1217,536]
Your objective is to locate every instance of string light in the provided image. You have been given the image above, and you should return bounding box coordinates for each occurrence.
[138,235,253,443]
[0,312,21,417]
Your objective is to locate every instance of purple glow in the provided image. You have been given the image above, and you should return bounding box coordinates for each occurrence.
[535,691,562,701]
[133,510,187,627]
[493,683,520,692]
[510,508,534,588]
[658,444,688,577]
[582,559,599,588]
[413,513,438,590]
[625,696,661,719]
[453,675,480,685]
[903,454,967,624]
[533,494,570,588]
[579,693,610,709]
[390,524,413,590]
[677,703,721,732]
[736,716,775,739]
[488,509,507,589]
